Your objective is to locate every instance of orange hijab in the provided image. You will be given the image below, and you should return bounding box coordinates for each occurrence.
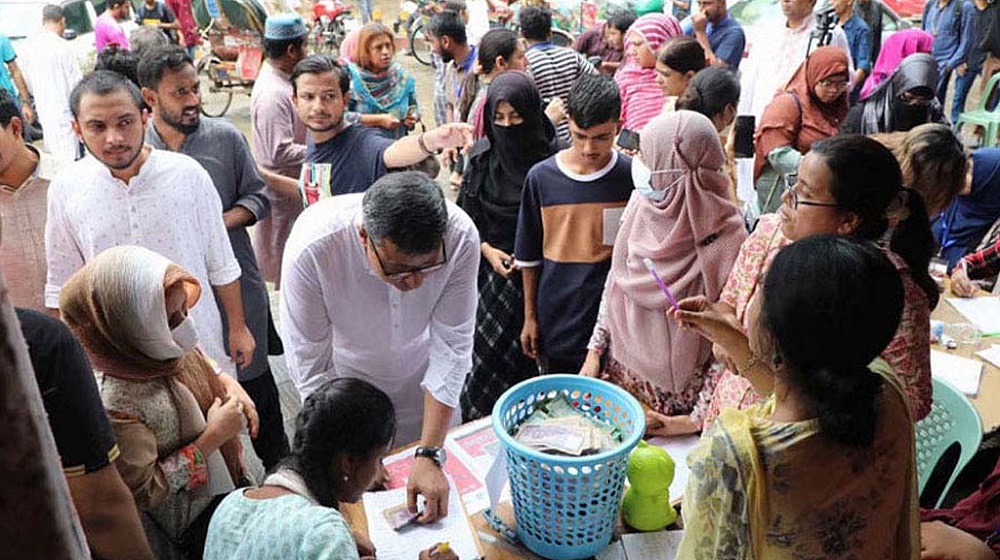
[754,46,850,181]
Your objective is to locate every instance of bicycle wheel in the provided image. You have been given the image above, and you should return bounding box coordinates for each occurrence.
[409,22,434,67]
[198,61,234,118]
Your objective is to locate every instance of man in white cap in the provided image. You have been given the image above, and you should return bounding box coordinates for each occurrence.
[251,13,309,289]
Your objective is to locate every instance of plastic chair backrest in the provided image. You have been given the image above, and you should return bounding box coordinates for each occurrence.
[914,377,983,507]
[975,72,1000,113]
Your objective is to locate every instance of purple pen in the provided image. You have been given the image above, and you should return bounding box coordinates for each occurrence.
[642,258,679,309]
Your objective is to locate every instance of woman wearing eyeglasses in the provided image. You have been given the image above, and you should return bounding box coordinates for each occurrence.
[650,135,937,437]
[753,46,850,217]
[841,52,946,134]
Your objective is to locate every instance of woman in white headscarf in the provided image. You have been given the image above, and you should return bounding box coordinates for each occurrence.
[59,245,258,559]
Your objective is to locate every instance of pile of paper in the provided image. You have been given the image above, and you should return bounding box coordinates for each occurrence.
[512,395,622,456]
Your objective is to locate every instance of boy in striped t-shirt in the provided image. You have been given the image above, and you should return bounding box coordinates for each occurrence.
[520,6,598,142]
[515,75,633,374]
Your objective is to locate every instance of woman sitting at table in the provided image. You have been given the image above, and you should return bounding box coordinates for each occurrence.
[753,46,850,216]
[871,123,968,217]
[934,148,1000,270]
[672,235,919,559]
[648,135,937,437]
[951,217,1000,296]
[205,378,457,560]
[347,22,419,140]
[59,246,255,559]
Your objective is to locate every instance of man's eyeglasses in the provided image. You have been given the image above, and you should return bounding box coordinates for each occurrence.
[784,174,841,209]
[369,238,447,280]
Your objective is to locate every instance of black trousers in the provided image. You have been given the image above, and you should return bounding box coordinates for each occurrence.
[240,369,290,472]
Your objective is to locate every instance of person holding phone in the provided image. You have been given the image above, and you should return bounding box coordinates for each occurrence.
[456,72,562,421]
[346,23,420,140]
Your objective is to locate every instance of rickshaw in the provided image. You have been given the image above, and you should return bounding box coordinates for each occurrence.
[191,0,267,117]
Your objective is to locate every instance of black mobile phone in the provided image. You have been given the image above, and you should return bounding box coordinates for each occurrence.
[617,128,640,151]
[734,115,755,158]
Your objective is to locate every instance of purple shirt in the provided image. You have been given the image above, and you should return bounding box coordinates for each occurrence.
[94,12,130,53]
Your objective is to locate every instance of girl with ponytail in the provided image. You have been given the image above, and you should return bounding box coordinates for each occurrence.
[672,235,919,560]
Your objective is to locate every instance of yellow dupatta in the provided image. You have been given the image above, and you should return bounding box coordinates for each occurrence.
[676,359,919,560]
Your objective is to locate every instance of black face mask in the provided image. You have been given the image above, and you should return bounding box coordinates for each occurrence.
[892,96,930,128]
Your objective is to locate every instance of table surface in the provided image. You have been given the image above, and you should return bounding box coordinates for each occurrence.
[930,292,1000,431]
[342,290,1000,560]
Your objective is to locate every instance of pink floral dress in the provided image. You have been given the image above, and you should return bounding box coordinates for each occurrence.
[701,214,932,429]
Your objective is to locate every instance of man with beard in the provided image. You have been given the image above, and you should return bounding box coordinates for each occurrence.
[138,45,290,470]
[95,0,132,53]
[293,55,473,195]
[45,70,259,386]
[427,10,475,124]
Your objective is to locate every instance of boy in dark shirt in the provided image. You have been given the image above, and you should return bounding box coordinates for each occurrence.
[515,74,633,373]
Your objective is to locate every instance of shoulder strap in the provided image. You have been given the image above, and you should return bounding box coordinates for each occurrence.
[787,92,804,134]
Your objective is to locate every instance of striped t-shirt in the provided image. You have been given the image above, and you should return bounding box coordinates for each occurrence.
[514,151,633,366]
[525,43,598,141]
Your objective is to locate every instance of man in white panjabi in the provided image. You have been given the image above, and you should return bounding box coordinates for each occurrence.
[45,70,256,377]
[18,4,83,161]
[281,171,479,524]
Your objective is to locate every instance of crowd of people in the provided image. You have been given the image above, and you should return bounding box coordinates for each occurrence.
[3,0,1000,558]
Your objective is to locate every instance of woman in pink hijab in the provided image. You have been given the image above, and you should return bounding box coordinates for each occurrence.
[859,29,934,98]
[614,13,682,133]
[581,110,747,434]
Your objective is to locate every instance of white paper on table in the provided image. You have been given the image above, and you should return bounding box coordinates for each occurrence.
[975,344,1000,369]
[946,297,1000,336]
[647,435,701,501]
[621,530,685,560]
[484,450,509,512]
[363,478,479,560]
[596,540,626,560]
[931,349,984,397]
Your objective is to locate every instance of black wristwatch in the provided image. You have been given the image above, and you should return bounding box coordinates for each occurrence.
[414,446,447,467]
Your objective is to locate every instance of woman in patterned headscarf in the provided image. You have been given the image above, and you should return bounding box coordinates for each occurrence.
[60,245,256,559]
[614,13,682,133]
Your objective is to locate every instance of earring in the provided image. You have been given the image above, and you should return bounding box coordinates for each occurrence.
[772,353,783,367]
[343,475,350,482]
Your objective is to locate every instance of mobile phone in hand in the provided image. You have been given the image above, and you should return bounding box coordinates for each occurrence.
[734,115,755,158]
[617,128,640,151]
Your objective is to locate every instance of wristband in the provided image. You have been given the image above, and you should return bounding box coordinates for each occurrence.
[418,133,440,156]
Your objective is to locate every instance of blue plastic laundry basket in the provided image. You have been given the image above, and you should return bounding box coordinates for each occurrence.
[492,375,645,560]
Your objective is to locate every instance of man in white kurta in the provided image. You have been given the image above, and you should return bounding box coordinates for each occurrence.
[45,150,242,374]
[281,172,479,522]
[45,70,255,377]
[18,5,82,161]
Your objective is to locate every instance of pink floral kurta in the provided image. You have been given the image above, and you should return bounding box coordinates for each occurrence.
[702,214,932,429]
